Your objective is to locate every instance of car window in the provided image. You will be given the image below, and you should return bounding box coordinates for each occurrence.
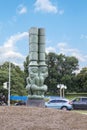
[73,98,80,102]
[55,100,67,103]
[49,99,67,103]
[61,100,67,103]
[49,100,56,103]
[55,100,61,103]
[82,98,87,102]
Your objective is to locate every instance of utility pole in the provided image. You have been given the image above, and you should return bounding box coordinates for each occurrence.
[8,62,11,106]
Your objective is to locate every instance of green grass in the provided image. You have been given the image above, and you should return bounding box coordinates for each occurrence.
[73,110,87,115]
[66,93,87,100]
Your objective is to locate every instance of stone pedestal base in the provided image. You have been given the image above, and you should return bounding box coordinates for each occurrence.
[26,99,45,107]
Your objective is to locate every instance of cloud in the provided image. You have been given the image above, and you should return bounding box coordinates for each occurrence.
[59,9,64,15]
[46,42,87,70]
[34,0,58,13]
[57,42,87,62]
[16,4,27,14]
[8,4,27,26]
[0,32,28,68]
[46,46,56,54]
[80,34,87,39]
[4,32,28,48]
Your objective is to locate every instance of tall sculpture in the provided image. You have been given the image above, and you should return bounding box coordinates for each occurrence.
[26,27,48,106]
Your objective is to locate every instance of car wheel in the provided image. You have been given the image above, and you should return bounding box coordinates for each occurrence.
[61,106,67,110]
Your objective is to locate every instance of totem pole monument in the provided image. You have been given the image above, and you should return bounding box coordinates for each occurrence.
[26,27,48,107]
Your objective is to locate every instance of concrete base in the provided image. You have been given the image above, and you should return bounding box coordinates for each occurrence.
[26,99,45,107]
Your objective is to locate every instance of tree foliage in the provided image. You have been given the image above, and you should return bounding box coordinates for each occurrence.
[24,55,29,78]
[23,55,29,86]
[0,62,27,96]
[45,53,79,94]
[1,52,85,97]
[76,67,87,92]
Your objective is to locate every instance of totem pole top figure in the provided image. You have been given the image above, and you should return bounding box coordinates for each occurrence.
[26,27,48,100]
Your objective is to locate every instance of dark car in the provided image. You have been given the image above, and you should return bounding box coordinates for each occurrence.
[14,101,26,106]
[71,97,87,110]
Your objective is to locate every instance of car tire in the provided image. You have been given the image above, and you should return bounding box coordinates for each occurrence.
[61,106,67,110]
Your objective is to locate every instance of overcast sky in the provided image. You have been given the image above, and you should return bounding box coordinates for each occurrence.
[0,0,87,70]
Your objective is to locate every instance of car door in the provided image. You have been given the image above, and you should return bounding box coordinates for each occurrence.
[47,100,57,108]
[47,99,62,109]
[81,98,87,109]
[56,100,63,109]
[72,98,82,109]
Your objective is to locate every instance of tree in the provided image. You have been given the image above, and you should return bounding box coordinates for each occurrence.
[0,62,27,96]
[76,67,87,92]
[45,52,58,94]
[23,55,29,86]
[57,55,79,92]
[45,53,79,94]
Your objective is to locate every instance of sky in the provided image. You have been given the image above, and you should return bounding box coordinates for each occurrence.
[0,0,87,71]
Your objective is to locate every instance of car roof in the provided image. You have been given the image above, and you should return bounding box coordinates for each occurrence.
[72,97,87,99]
[49,98,69,101]
[71,97,87,101]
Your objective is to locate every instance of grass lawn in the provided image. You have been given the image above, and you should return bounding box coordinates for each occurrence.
[73,110,87,115]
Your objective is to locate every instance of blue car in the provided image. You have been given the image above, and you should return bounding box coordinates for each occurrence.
[45,98,72,110]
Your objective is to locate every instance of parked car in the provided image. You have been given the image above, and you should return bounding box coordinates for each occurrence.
[14,101,26,106]
[71,97,87,110]
[45,98,72,110]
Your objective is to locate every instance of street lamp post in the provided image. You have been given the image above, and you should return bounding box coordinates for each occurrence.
[8,62,11,106]
[60,87,62,97]
[3,62,11,106]
[57,84,67,98]
[57,84,62,97]
[62,85,67,98]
